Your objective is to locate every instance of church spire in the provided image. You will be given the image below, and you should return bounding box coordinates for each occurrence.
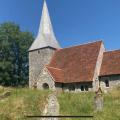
[29,0,60,51]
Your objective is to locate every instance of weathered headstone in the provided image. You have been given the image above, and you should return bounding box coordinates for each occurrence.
[94,87,103,112]
[42,92,59,120]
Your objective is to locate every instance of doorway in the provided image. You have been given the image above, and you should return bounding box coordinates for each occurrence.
[42,83,49,89]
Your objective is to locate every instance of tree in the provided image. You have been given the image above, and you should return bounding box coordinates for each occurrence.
[0,22,34,86]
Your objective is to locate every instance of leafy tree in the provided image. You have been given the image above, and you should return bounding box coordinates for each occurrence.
[0,22,34,86]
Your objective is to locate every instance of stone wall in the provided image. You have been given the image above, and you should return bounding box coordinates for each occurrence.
[55,82,93,92]
[37,68,55,90]
[29,47,55,88]
[93,43,105,91]
[36,70,93,92]
[36,68,94,92]
[99,75,120,90]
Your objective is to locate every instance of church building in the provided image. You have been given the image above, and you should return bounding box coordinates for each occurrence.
[29,0,120,92]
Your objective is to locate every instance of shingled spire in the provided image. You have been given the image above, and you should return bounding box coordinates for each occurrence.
[29,0,60,51]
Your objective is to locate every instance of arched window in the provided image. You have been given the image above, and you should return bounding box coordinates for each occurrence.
[42,83,49,89]
[105,80,109,87]
[81,86,84,91]
[85,86,88,91]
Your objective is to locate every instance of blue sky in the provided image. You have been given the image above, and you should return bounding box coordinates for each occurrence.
[0,0,120,50]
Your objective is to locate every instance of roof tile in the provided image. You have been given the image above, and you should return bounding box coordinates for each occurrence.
[47,41,102,83]
[100,50,120,76]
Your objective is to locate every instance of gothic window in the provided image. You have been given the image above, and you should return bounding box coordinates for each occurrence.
[81,86,84,91]
[85,86,88,91]
[42,83,49,89]
[105,80,109,87]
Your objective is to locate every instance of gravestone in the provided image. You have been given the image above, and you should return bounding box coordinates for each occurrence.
[94,87,103,112]
[42,92,59,120]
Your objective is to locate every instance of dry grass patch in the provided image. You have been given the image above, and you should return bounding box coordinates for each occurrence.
[0,87,50,120]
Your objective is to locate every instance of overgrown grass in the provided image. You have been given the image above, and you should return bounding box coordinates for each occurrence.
[58,87,120,120]
[58,92,94,120]
[0,87,120,120]
[94,87,120,120]
[0,87,50,120]
[58,92,94,116]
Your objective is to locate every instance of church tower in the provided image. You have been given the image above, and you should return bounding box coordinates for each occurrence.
[29,0,60,88]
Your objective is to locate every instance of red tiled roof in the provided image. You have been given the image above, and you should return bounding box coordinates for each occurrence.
[46,66,65,83]
[100,50,120,76]
[46,41,102,83]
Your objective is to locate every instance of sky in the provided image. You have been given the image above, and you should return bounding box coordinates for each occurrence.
[0,0,120,50]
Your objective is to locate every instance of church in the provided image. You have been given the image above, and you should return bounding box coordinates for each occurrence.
[29,0,120,92]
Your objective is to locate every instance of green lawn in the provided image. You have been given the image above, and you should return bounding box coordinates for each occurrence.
[58,87,120,120]
[0,87,120,120]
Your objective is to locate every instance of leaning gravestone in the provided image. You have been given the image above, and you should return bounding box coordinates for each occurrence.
[42,92,59,120]
[94,87,103,112]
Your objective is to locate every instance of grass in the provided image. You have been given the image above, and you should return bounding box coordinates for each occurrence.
[0,87,120,120]
[0,87,50,120]
[58,92,94,116]
[94,87,120,120]
[58,87,120,120]
[58,92,94,120]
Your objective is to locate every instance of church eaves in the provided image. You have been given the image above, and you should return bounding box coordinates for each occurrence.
[29,0,60,51]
